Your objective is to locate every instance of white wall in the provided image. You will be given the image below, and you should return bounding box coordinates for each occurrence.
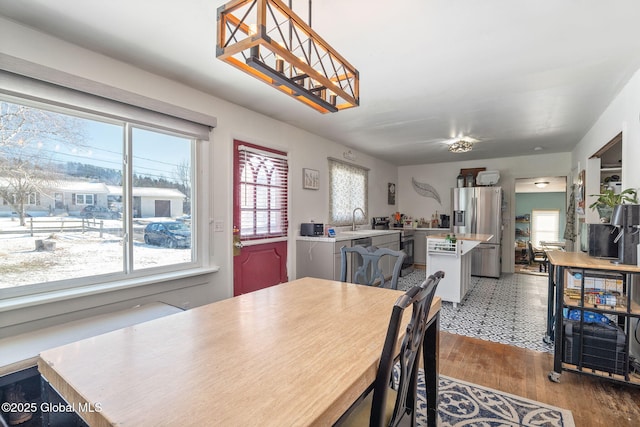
[569,68,640,358]
[0,17,398,335]
[398,152,572,272]
[572,68,640,222]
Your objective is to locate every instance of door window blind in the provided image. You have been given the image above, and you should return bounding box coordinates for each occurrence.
[237,144,288,239]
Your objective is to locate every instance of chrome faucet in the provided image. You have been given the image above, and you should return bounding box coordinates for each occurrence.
[352,207,365,231]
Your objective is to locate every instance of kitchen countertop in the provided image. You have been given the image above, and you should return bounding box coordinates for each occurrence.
[428,233,494,242]
[296,229,401,242]
[393,227,451,231]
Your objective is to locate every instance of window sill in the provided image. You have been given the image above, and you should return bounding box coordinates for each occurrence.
[0,266,220,313]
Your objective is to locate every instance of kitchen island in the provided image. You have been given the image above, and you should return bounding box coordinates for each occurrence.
[426,234,493,306]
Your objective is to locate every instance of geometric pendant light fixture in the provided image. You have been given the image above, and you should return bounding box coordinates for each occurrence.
[448,139,474,153]
[216,0,359,113]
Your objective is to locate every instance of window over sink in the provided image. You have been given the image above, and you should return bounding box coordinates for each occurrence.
[328,158,368,226]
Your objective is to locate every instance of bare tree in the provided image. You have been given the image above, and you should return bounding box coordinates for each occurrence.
[0,101,87,225]
[173,159,191,214]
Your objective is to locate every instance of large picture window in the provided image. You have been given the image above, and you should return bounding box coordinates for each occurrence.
[328,158,368,226]
[0,97,197,293]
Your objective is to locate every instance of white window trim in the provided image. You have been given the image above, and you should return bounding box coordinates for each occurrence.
[0,76,209,300]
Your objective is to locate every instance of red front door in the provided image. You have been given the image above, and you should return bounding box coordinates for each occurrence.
[233,241,287,295]
[233,140,288,296]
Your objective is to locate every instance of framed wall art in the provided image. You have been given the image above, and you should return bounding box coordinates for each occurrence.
[388,183,396,205]
[303,168,319,190]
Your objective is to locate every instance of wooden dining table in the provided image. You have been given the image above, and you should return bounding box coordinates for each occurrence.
[37,277,441,427]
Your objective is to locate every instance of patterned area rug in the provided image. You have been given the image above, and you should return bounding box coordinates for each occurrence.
[398,270,554,353]
[437,374,574,426]
[399,369,575,426]
[515,262,548,277]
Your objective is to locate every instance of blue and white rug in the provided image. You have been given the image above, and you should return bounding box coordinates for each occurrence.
[396,369,575,426]
[437,375,574,426]
[398,270,553,353]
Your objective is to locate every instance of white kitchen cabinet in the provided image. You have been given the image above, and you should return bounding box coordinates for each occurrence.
[296,230,401,282]
[297,240,351,281]
[371,233,401,279]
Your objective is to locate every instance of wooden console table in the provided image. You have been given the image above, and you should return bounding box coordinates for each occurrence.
[545,251,640,385]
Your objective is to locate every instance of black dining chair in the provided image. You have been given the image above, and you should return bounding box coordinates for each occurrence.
[339,271,445,427]
[528,241,548,272]
[340,245,406,290]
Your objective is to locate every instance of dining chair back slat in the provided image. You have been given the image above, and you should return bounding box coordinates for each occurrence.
[340,245,406,290]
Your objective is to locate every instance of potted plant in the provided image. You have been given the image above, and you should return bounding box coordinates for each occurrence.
[589,187,638,222]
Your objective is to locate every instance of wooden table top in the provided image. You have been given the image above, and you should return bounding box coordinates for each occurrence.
[38,277,441,427]
[546,250,640,272]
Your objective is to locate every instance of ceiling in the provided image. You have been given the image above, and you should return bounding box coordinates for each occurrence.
[1,1,640,166]
[515,176,566,194]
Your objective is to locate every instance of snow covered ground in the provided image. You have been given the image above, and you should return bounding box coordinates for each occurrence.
[0,217,191,289]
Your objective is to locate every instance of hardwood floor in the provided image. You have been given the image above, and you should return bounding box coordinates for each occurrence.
[439,331,640,426]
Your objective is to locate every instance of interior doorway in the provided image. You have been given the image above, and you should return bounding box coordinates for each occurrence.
[514,176,567,275]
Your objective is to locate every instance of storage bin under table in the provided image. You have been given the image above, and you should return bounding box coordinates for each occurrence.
[563,319,627,376]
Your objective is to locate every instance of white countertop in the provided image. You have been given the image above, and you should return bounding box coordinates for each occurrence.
[296,229,401,242]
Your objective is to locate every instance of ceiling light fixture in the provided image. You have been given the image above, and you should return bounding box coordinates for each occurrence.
[216,0,359,114]
[448,140,474,153]
[535,181,549,188]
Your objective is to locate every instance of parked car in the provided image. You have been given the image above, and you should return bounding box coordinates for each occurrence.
[10,211,32,218]
[144,221,191,248]
[79,205,121,219]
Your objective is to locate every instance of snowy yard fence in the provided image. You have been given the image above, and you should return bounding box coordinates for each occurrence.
[26,218,108,237]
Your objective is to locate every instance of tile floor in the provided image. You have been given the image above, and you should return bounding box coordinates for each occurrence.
[398,270,554,353]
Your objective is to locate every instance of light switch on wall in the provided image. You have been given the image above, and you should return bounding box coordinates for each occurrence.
[214,220,224,232]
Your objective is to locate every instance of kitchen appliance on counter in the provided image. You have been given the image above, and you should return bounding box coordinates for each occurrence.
[610,204,640,265]
[440,214,450,228]
[452,186,502,278]
[391,212,405,228]
[587,224,618,259]
[398,229,414,276]
[372,217,390,230]
[300,223,324,236]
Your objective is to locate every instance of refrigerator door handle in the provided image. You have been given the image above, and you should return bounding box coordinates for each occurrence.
[471,196,477,234]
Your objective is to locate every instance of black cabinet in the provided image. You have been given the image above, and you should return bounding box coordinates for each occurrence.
[1,368,88,427]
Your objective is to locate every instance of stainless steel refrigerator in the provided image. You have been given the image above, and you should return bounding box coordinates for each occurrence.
[452,187,502,278]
